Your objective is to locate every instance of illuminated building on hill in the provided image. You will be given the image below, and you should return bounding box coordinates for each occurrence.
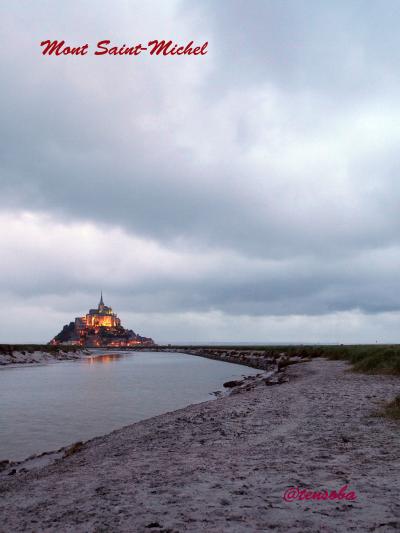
[84,292,121,328]
[50,293,154,347]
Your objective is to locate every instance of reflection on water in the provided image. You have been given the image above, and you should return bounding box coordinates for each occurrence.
[84,354,126,364]
[0,351,259,461]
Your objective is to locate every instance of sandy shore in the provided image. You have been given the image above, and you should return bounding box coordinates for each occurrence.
[1,358,399,532]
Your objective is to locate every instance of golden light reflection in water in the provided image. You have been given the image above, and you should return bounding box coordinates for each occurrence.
[85,354,125,365]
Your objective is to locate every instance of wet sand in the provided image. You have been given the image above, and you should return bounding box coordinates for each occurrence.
[0,358,399,532]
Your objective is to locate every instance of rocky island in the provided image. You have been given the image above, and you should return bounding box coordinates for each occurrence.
[50,293,154,348]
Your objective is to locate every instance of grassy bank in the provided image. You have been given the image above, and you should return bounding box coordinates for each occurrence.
[313,345,400,375]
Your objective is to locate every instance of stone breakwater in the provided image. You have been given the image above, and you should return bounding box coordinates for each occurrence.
[135,346,309,373]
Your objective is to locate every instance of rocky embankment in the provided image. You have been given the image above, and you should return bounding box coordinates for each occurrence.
[139,346,309,373]
[0,345,89,366]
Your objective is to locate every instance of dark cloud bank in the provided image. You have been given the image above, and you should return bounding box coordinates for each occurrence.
[1,0,400,342]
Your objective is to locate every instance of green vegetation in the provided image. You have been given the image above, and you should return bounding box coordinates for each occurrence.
[315,345,400,375]
[379,395,400,420]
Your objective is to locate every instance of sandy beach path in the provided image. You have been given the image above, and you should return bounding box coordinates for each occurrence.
[1,358,399,532]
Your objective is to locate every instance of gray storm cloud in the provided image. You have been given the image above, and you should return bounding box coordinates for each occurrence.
[1,0,400,342]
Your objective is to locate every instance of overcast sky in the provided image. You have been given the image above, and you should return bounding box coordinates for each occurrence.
[2,0,400,343]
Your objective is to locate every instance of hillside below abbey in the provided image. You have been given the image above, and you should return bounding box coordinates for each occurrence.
[50,293,154,347]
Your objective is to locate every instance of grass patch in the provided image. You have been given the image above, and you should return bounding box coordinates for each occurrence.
[320,345,400,375]
[380,395,400,420]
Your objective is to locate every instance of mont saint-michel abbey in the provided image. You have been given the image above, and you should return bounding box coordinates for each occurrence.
[83,292,121,329]
[50,293,154,348]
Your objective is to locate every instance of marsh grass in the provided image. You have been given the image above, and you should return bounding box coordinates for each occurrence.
[320,345,400,375]
[379,395,400,420]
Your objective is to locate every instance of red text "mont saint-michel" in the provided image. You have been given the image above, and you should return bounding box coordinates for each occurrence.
[40,40,208,57]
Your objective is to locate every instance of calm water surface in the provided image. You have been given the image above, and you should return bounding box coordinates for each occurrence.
[0,351,258,461]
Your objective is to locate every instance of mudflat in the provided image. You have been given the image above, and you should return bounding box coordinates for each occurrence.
[1,359,399,532]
